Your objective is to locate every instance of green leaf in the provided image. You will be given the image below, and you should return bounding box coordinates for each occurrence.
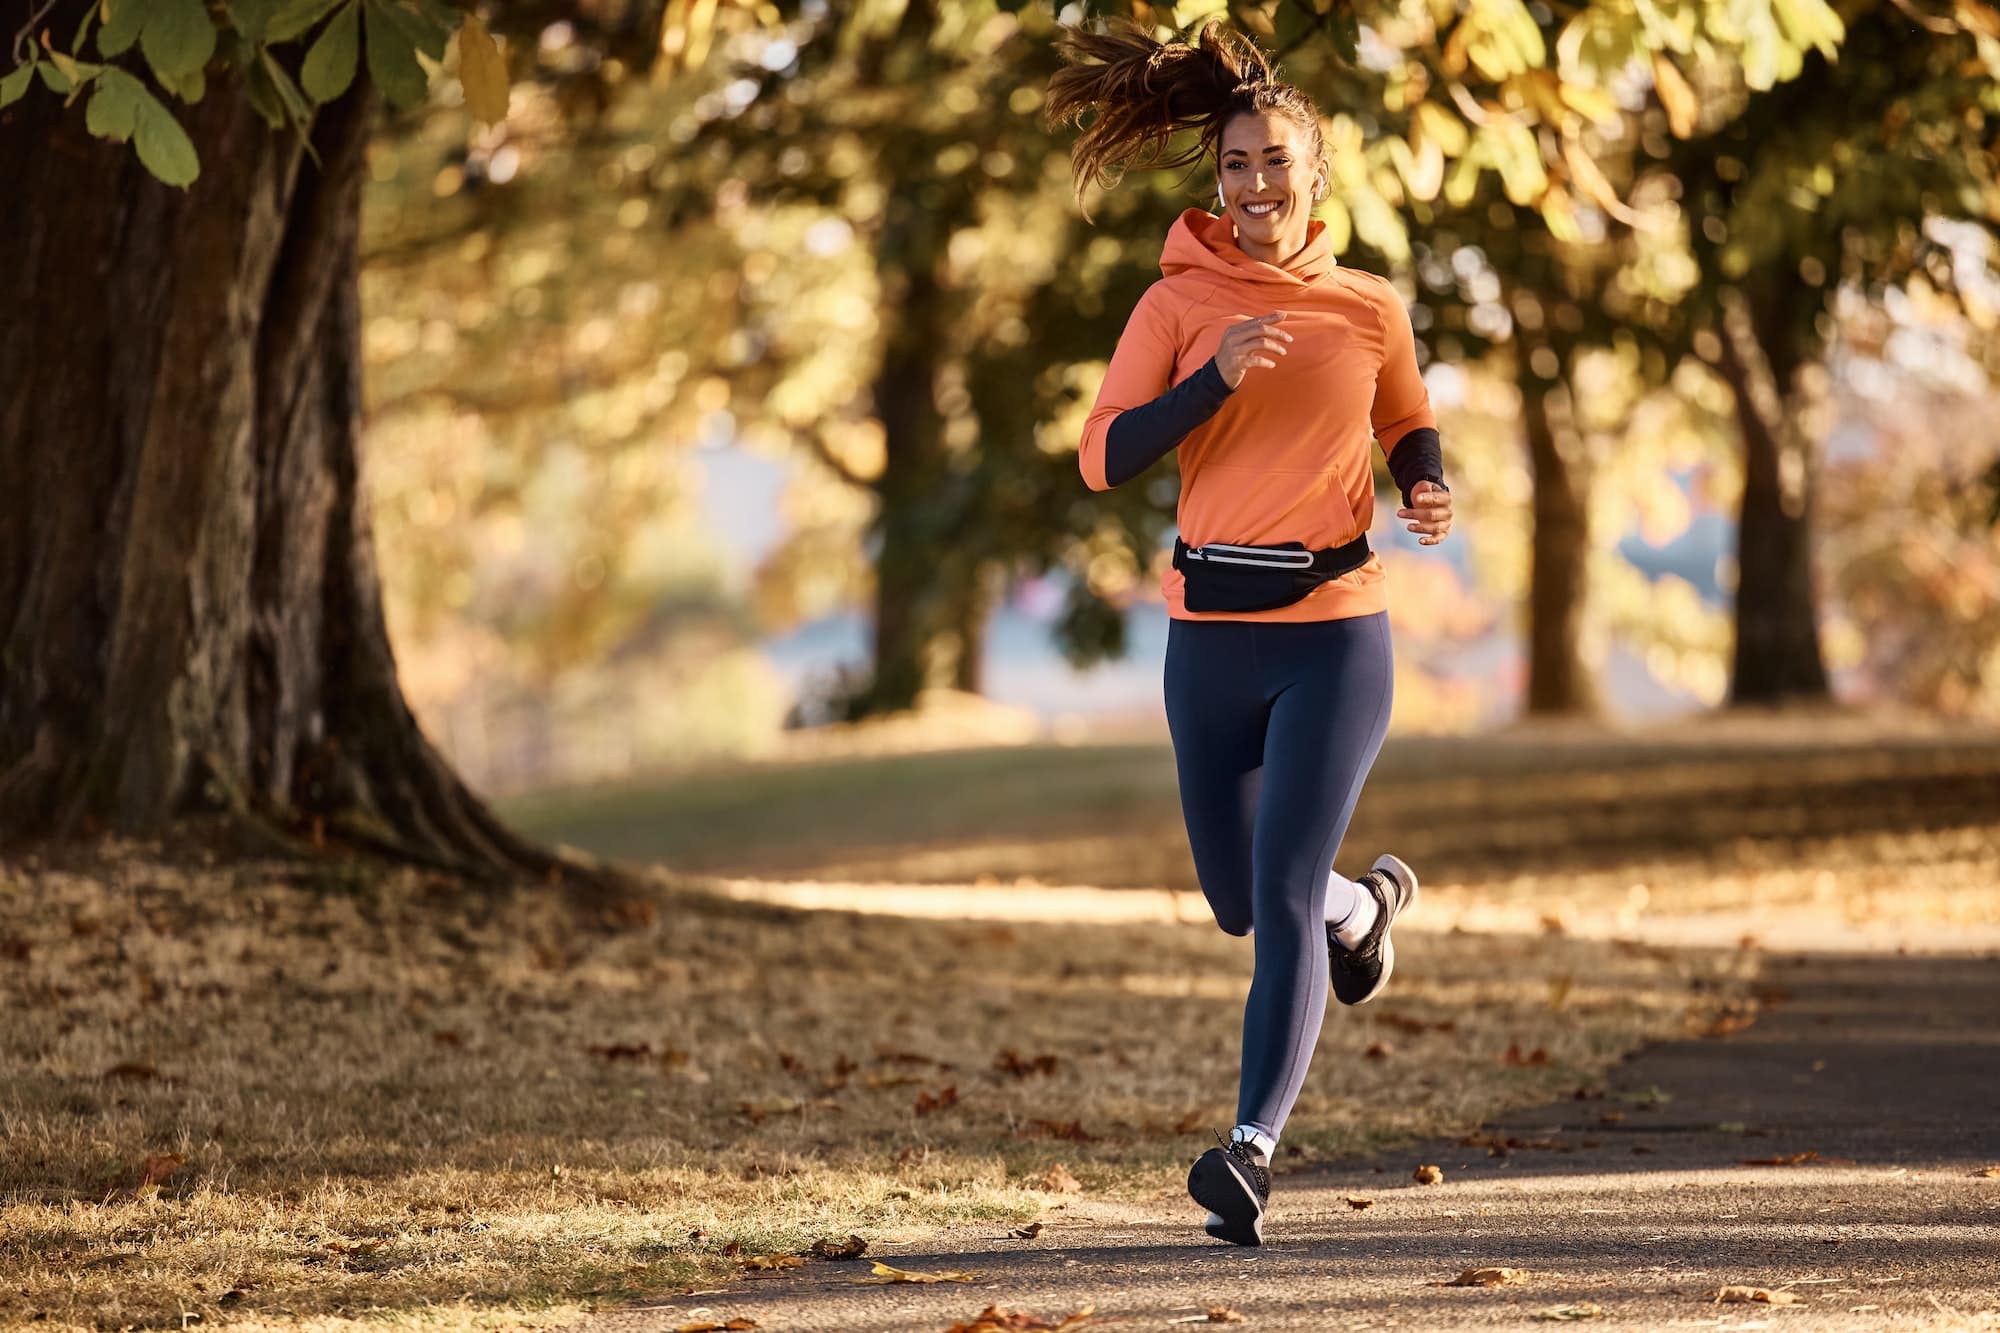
[36,61,72,95]
[97,0,146,57]
[171,64,206,102]
[243,52,289,125]
[131,83,200,185]
[255,46,321,164]
[301,0,358,102]
[0,62,35,109]
[141,0,218,78]
[228,0,281,43]
[266,0,344,43]
[85,66,144,140]
[363,0,430,107]
[367,0,448,62]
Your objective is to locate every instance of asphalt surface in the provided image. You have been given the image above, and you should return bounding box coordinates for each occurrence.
[573,951,2000,1333]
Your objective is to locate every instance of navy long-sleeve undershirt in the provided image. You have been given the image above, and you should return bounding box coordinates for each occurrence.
[1102,357,1236,489]
[1101,358,1448,505]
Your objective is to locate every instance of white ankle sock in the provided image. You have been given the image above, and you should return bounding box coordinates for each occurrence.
[1230,1125,1275,1161]
[1326,871,1379,950]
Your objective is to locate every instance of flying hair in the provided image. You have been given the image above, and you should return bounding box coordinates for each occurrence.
[1045,15,1326,223]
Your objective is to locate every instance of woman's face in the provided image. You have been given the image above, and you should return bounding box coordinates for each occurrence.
[1216,110,1322,249]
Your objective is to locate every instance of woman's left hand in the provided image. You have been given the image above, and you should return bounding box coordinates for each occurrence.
[1398,481,1453,546]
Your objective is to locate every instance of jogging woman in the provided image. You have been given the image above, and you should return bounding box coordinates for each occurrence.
[1048,18,1454,1248]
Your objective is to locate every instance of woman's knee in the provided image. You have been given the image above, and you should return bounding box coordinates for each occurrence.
[1211,903,1254,937]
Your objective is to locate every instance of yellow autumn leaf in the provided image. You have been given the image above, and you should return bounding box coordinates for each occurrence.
[1318,195,1352,252]
[1390,135,1445,203]
[1556,81,1620,126]
[1414,100,1469,157]
[856,1259,982,1284]
[1651,53,1697,138]
[1440,1266,1537,1286]
[458,13,509,126]
[1562,136,1622,214]
[1541,183,1582,244]
[1713,1286,1803,1305]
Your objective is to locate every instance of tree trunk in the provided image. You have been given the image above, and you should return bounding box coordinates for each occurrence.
[1716,284,1830,705]
[853,187,952,719]
[0,56,582,885]
[1520,371,1599,714]
[950,560,1000,696]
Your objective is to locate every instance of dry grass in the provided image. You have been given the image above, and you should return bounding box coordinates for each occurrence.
[509,726,2000,934]
[0,841,1751,1331]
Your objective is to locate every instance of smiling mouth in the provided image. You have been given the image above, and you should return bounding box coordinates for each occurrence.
[1240,200,1284,218]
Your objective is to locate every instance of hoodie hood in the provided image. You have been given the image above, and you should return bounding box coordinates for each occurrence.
[1160,206,1338,291]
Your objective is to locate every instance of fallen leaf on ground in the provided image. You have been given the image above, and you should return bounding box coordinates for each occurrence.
[1376,1013,1456,1035]
[737,1254,803,1271]
[1741,1151,1820,1166]
[1694,1001,1759,1038]
[1437,1267,1535,1287]
[1413,1164,1444,1184]
[1973,1165,2000,1178]
[137,1153,184,1188]
[941,1304,1094,1331]
[1502,1043,1551,1066]
[585,1042,653,1060]
[1534,1304,1604,1321]
[1007,1222,1044,1239]
[1037,1164,1083,1194]
[865,1073,923,1089]
[102,1062,160,1081]
[1345,1195,1375,1209]
[676,1320,757,1332]
[1168,1309,1246,1324]
[1365,1041,1393,1060]
[875,1048,955,1068]
[809,1234,867,1260]
[915,1085,959,1115]
[856,1260,981,1284]
[993,1050,1060,1078]
[1713,1286,1803,1305]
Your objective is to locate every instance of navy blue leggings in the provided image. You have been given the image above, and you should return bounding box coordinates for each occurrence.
[1163,612,1394,1140]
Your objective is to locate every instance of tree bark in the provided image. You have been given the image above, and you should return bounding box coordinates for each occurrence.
[950,560,1001,696]
[1520,371,1599,714]
[1715,283,1830,705]
[0,53,586,885]
[853,184,953,719]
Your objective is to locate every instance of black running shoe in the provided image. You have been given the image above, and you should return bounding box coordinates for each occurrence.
[1329,853,1418,1007]
[1187,1129,1271,1246]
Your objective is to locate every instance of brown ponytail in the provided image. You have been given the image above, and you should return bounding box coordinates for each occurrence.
[1045,16,1325,223]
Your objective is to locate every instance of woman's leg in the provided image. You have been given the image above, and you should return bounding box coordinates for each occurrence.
[1163,618,1267,938]
[1234,612,1394,1141]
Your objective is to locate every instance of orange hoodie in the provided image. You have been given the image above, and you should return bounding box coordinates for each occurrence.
[1079,207,1437,623]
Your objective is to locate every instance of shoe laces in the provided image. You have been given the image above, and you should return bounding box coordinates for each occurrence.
[1213,1129,1272,1193]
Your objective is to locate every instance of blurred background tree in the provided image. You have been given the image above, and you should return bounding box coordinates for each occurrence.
[353,0,1996,795]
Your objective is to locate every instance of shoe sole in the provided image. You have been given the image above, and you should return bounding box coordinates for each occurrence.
[1188,1149,1264,1246]
[1351,854,1419,1006]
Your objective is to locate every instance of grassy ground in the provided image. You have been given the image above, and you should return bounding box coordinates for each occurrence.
[11,715,1994,1331]
[508,717,2000,927]
[3,836,1748,1331]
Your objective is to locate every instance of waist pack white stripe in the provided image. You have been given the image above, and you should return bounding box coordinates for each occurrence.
[1184,542,1317,569]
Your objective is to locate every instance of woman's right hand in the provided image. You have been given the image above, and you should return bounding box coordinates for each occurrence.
[1215,311,1293,389]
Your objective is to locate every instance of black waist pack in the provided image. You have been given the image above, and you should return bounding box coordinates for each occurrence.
[1172,533,1372,613]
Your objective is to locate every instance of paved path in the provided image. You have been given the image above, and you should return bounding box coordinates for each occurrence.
[578,952,2000,1332]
